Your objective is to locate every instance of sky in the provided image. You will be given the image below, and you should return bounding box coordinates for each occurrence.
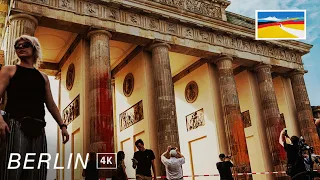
[227,0,320,106]
[258,11,305,21]
[45,76,58,179]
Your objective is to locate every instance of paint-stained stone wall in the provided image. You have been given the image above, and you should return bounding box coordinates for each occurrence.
[59,41,85,180]
[114,51,160,179]
[174,64,222,180]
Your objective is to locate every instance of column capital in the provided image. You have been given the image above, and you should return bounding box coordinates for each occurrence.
[87,30,112,39]
[212,54,233,64]
[149,42,171,51]
[253,63,272,72]
[9,14,38,26]
[288,69,307,78]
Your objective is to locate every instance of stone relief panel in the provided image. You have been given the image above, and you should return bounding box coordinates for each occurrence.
[66,63,75,91]
[186,108,205,131]
[147,18,160,30]
[63,95,80,125]
[241,110,251,128]
[199,30,210,42]
[58,0,75,10]
[103,8,119,20]
[166,22,178,35]
[119,100,144,131]
[185,81,198,103]
[123,73,134,97]
[83,2,99,16]
[126,12,141,26]
[182,27,194,38]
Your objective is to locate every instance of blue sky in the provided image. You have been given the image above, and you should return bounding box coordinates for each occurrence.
[227,0,320,105]
[258,11,304,20]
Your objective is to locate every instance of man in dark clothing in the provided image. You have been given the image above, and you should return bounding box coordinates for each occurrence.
[82,152,99,180]
[279,129,307,179]
[216,154,234,180]
[132,139,156,180]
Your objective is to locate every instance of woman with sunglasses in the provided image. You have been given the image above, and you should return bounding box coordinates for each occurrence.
[0,35,70,180]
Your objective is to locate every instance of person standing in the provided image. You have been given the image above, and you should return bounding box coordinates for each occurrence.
[161,146,185,180]
[82,152,99,180]
[112,151,128,180]
[279,129,307,179]
[132,139,156,180]
[216,154,234,180]
[0,35,69,180]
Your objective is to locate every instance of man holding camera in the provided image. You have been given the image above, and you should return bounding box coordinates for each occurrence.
[279,128,307,179]
[161,146,185,180]
[216,154,234,180]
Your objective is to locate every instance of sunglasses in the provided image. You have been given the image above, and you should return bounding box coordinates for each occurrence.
[14,42,33,50]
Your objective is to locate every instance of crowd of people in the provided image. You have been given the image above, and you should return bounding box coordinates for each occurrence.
[109,139,185,180]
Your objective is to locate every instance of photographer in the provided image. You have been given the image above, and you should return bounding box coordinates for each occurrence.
[216,154,233,180]
[279,129,306,179]
[161,146,185,180]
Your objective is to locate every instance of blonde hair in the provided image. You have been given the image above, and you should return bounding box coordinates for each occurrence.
[14,35,42,67]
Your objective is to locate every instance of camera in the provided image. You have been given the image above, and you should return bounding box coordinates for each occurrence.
[298,136,314,153]
[226,155,232,159]
[171,147,176,150]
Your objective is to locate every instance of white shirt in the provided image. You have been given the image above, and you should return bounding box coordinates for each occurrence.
[161,155,185,180]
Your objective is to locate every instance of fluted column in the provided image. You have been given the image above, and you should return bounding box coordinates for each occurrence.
[0,0,8,44]
[150,42,180,175]
[87,30,114,174]
[214,55,251,175]
[6,14,38,65]
[254,64,285,176]
[289,70,320,153]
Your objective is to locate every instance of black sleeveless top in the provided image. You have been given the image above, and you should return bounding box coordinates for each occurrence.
[5,65,46,120]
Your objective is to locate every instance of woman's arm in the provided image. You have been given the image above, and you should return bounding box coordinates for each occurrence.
[42,73,69,144]
[279,128,286,147]
[0,66,13,141]
[122,160,128,180]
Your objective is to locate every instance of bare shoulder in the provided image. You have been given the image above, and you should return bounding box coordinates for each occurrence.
[40,71,49,83]
[0,65,17,78]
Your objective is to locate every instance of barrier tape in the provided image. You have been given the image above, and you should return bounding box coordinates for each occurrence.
[122,170,320,179]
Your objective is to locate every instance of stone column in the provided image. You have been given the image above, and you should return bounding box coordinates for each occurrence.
[149,42,180,175]
[0,0,8,44]
[213,55,251,175]
[6,14,38,65]
[254,64,285,175]
[289,70,320,153]
[87,30,114,176]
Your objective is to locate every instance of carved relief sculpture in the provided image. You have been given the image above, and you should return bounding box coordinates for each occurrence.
[66,63,75,91]
[186,108,205,131]
[123,73,134,97]
[241,110,252,128]
[119,100,144,131]
[59,0,74,10]
[185,81,198,103]
[63,95,80,125]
